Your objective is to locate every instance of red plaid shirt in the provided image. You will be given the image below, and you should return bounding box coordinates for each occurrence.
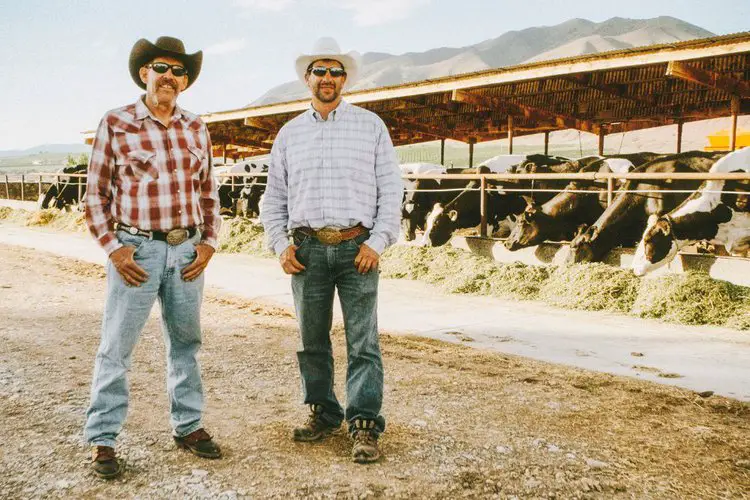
[85,97,220,255]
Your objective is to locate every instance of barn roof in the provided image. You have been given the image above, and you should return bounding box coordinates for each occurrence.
[88,32,750,157]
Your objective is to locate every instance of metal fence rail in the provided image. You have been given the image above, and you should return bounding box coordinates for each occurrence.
[3,172,748,239]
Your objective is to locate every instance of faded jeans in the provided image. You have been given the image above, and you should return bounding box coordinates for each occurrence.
[291,231,386,435]
[84,229,205,447]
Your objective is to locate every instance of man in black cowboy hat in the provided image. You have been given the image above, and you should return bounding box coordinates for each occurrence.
[83,36,222,479]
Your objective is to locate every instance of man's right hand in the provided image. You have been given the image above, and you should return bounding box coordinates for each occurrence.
[280,244,306,275]
[110,246,149,286]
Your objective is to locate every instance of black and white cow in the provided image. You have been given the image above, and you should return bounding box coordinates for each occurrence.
[217,161,267,217]
[631,147,750,275]
[504,153,661,250]
[566,151,726,264]
[400,163,447,241]
[39,164,88,211]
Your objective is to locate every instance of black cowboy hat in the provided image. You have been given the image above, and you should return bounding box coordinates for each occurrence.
[128,36,203,90]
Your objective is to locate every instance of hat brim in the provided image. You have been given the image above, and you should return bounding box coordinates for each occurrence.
[295,52,359,91]
[129,38,203,90]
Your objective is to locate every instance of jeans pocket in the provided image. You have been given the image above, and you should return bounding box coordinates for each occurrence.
[292,231,310,248]
[116,230,148,254]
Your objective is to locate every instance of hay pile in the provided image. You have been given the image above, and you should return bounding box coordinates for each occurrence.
[0,208,87,232]
[381,246,749,330]
[217,218,272,257]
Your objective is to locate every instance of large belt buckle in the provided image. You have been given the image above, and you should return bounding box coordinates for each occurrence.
[166,228,189,246]
[316,227,343,245]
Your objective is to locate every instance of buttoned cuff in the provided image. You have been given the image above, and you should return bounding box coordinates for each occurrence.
[363,234,386,255]
[272,237,291,257]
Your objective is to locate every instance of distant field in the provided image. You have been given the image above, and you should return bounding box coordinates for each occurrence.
[0,152,71,174]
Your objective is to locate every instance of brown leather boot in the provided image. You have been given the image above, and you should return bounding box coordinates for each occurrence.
[293,404,341,442]
[91,446,123,479]
[174,428,222,459]
[351,419,381,463]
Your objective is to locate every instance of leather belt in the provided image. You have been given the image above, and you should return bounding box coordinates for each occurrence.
[294,225,368,245]
[116,223,197,246]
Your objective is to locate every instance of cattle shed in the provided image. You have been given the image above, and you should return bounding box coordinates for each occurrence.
[196,32,750,162]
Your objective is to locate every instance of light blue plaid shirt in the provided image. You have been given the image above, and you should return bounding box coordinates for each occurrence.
[261,100,403,256]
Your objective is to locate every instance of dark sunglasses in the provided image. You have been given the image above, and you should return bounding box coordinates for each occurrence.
[310,66,346,78]
[147,62,188,77]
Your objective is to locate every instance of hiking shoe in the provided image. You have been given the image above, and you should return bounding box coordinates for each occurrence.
[352,429,381,463]
[293,404,341,442]
[91,446,123,479]
[174,428,222,459]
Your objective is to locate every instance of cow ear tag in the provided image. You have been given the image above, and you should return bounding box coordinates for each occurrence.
[448,210,458,222]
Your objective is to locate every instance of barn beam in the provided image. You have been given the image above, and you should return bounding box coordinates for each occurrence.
[563,73,657,106]
[383,117,457,140]
[666,60,750,98]
[451,89,600,134]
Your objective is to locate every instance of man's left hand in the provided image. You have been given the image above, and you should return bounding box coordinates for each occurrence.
[354,243,379,274]
[182,243,215,281]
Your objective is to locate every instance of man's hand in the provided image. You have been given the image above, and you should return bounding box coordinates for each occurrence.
[354,243,379,274]
[280,244,306,275]
[182,243,215,281]
[110,246,149,286]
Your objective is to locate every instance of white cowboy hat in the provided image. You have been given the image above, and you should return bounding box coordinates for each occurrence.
[295,37,360,90]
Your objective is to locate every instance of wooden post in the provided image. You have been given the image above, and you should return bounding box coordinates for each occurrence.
[676,121,683,153]
[222,143,227,164]
[20,175,24,201]
[4,175,9,199]
[77,176,83,205]
[730,96,740,151]
[507,115,514,154]
[598,126,605,156]
[468,141,474,167]
[606,177,614,207]
[38,175,42,200]
[440,138,445,166]
[480,175,487,238]
[544,131,550,155]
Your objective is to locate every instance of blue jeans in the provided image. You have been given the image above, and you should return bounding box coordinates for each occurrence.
[84,229,206,447]
[291,231,386,435]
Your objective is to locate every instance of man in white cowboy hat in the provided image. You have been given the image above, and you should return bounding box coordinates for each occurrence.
[83,36,222,479]
[261,37,403,463]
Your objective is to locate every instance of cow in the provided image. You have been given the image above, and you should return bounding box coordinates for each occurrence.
[566,151,726,264]
[420,166,508,246]
[504,153,662,250]
[39,164,88,211]
[217,161,267,217]
[399,163,447,241]
[631,147,750,275]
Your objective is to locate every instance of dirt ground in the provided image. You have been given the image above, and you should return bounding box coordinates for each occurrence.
[0,244,749,499]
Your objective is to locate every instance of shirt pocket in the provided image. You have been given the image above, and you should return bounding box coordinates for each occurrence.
[124,150,159,182]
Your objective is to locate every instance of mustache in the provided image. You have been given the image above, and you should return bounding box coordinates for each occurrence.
[156,77,178,90]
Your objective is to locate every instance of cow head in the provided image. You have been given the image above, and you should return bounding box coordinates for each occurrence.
[421,203,459,247]
[632,214,678,276]
[565,224,599,263]
[504,198,545,250]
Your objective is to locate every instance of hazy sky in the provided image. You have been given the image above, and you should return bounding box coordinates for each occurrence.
[0,0,747,150]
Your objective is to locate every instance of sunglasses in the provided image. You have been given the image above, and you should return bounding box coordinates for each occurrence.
[147,62,188,77]
[309,66,346,78]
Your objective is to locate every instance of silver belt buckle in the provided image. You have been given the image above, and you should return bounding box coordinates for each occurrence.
[166,228,189,246]
[316,227,343,245]
[128,226,139,236]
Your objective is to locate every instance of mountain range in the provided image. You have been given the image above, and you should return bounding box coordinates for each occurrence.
[252,16,714,106]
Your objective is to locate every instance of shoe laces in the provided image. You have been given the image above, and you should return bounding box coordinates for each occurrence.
[353,429,377,447]
[93,446,116,461]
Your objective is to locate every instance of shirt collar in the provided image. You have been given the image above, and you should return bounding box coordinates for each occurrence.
[308,99,349,122]
[135,95,185,124]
